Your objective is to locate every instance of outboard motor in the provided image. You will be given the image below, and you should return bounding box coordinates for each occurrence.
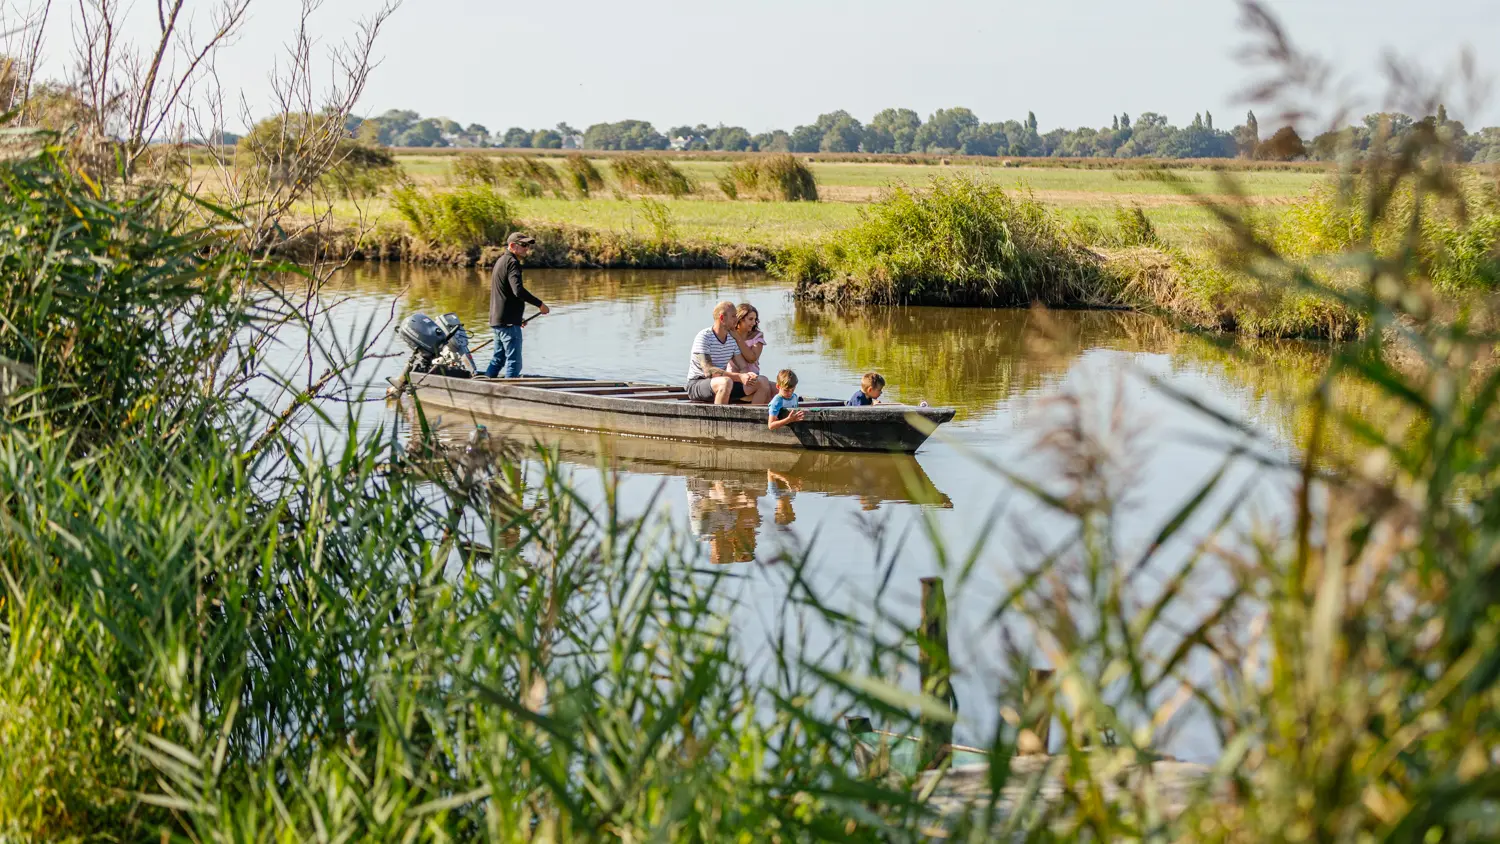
[397,312,474,377]
[437,313,476,371]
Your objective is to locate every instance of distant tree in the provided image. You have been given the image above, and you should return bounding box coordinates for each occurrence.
[1236,110,1261,158]
[1205,111,1214,131]
[819,114,864,153]
[438,118,463,136]
[1112,115,1120,131]
[1255,126,1306,160]
[1026,111,1038,132]
[712,126,752,152]
[532,129,562,149]
[788,124,822,153]
[1192,113,1203,129]
[556,122,580,137]
[583,120,666,150]
[869,107,921,153]
[501,127,532,148]
[914,107,979,152]
[1120,113,1131,130]
[955,122,1006,156]
[752,130,791,152]
[465,123,489,137]
[394,119,444,147]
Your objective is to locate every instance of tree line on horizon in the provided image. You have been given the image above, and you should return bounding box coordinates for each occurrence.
[346,106,1500,162]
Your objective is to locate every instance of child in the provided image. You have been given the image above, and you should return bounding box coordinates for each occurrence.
[846,372,885,406]
[767,369,807,430]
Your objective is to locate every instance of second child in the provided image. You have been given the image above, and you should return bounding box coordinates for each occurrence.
[767,369,807,430]
[846,372,886,406]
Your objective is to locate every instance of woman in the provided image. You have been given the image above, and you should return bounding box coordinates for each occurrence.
[727,303,765,376]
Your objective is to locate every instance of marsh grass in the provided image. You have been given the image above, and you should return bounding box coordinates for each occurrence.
[564,153,604,197]
[494,157,568,198]
[724,154,819,202]
[450,150,498,186]
[612,154,694,197]
[777,176,1123,307]
[391,183,515,250]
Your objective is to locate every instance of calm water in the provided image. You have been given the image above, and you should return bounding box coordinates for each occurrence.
[266,264,1341,760]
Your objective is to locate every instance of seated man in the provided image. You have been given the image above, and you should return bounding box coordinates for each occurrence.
[686,301,775,405]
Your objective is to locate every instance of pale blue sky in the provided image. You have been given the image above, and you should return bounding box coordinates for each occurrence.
[43,0,1500,131]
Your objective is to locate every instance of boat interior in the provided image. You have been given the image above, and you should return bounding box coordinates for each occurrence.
[479,376,849,408]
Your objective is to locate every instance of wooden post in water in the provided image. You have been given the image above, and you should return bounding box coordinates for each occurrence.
[1019,668,1054,756]
[918,577,957,770]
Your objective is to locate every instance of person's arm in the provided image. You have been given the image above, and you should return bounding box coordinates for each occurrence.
[508,259,549,314]
[739,333,764,365]
[696,352,746,382]
[768,408,806,430]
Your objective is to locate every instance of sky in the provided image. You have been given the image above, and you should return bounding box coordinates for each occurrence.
[27,0,1500,133]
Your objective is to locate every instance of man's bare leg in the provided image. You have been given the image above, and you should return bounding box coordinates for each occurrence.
[711,375,735,405]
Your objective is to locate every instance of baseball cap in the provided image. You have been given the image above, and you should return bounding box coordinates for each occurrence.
[506,232,536,246]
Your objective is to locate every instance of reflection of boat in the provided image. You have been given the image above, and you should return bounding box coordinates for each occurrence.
[404,374,956,453]
[424,413,954,508]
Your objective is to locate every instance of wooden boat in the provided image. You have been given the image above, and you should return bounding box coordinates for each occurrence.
[402,373,957,453]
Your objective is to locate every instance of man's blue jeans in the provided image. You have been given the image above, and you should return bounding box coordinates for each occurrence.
[483,325,523,378]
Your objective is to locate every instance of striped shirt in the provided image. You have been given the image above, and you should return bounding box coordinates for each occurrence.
[687,327,740,381]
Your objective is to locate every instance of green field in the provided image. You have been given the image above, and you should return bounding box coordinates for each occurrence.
[324,153,1322,251]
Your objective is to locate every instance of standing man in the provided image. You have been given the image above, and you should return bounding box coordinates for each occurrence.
[485,232,550,378]
[686,301,774,405]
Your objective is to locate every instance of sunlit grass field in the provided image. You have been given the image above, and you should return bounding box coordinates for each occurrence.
[241,153,1327,253]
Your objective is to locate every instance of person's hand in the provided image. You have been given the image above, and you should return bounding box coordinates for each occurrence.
[538,304,551,315]
[742,371,758,385]
[789,410,807,423]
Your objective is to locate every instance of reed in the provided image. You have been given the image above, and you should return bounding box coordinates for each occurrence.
[390,183,515,250]
[563,153,605,197]
[611,153,694,197]
[776,176,1122,307]
[723,154,819,201]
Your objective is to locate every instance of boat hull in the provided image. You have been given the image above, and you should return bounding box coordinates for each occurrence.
[405,373,956,453]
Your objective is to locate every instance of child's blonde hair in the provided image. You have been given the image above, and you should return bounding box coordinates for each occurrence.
[777,369,798,390]
[862,372,886,391]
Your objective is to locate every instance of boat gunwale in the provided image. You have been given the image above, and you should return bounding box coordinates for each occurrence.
[413,373,958,425]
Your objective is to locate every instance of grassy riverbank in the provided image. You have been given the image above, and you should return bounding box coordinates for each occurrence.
[254,152,1500,339]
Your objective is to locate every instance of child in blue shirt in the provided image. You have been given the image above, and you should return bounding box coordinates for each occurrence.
[767,369,807,430]
[846,372,886,406]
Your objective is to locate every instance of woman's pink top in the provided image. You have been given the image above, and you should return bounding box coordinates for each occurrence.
[728,333,764,374]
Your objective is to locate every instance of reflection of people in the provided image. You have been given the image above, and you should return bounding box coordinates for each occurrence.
[728,303,764,376]
[767,469,799,526]
[686,301,774,405]
[846,372,886,406]
[484,232,550,378]
[686,475,761,564]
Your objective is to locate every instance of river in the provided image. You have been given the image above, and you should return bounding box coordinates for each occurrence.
[265,263,1355,760]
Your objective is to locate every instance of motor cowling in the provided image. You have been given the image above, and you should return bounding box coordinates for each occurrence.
[438,313,471,358]
[398,313,446,356]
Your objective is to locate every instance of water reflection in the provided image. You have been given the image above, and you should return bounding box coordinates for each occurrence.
[415,411,953,565]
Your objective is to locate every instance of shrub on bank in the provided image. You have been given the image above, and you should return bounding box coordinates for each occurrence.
[722,154,818,201]
[612,154,694,197]
[775,176,1121,307]
[390,183,513,250]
